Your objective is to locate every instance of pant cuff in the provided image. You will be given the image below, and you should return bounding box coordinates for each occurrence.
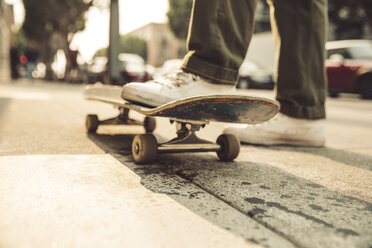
[278,100,326,119]
[181,51,238,85]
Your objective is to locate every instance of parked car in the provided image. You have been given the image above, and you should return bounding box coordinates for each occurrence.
[326,40,372,99]
[153,59,183,80]
[118,53,151,84]
[87,54,152,85]
[237,60,274,89]
[87,56,108,84]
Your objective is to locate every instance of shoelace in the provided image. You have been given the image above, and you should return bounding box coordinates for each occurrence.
[157,70,200,88]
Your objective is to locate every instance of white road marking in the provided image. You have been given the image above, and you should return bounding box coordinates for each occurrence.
[0,154,259,248]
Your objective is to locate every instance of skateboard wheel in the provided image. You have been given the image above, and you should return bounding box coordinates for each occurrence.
[144,117,156,133]
[86,114,99,133]
[216,134,240,161]
[132,134,158,164]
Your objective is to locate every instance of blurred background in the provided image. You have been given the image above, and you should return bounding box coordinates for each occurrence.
[1,0,372,98]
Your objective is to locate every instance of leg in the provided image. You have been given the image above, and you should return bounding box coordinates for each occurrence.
[182,0,259,85]
[27,62,36,80]
[121,0,258,106]
[224,0,328,146]
[269,0,328,119]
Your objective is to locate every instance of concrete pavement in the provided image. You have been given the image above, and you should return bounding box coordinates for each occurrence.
[0,80,371,248]
[0,154,262,248]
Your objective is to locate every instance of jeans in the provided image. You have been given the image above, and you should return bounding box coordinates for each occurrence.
[181,0,327,119]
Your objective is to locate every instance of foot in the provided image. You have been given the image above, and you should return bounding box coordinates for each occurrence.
[223,113,326,147]
[121,70,235,106]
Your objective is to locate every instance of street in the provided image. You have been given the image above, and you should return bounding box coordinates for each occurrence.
[0,80,371,248]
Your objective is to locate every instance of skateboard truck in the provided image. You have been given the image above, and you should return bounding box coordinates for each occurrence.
[131,120,240,164]
[158,121,220,153]
[85,107,156,134]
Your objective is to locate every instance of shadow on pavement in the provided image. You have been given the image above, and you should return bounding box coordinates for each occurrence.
[88,132,295,247]
[88,131,372,248]
[87,133,135,156]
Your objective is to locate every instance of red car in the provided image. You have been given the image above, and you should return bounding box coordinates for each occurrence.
[326,40,372,99]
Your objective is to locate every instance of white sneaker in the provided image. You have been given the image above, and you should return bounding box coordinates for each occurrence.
[121,70,236,106]
[223,113,326,147]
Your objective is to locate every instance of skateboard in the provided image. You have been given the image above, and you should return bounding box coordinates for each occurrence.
[84,84,280,164]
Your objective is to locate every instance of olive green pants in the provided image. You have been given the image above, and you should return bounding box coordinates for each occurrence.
[182,0,327,119]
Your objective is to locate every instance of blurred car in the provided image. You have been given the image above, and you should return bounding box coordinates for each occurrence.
[87,54,152,85]
[32,62,46,79]
[87,56,108,84]
[237,60,274,89]
[153,59,183,80]
[326,40,372,99]
[118,53,151,84]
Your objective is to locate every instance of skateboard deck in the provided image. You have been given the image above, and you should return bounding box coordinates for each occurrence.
[84,84,280,124]
[84,84,280,164]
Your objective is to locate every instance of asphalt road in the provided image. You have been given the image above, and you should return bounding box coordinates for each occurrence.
[0,80,371,248]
